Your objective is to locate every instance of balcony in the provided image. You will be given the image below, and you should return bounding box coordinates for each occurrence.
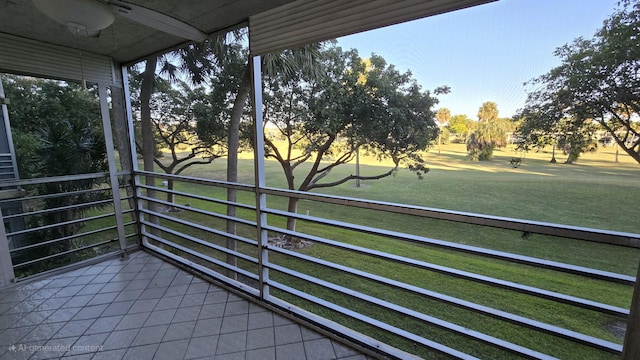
[1,1,639,359]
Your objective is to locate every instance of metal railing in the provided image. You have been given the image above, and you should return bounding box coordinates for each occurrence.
[0,153,16,184]
[134,169,639,359]
[0,172,138,279]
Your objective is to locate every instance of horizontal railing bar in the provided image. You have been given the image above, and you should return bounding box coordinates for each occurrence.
[264,225,629,318]
[144,243,260,298]
[0,187,110,205]
[7,212,115,237]
[142,230,259,282]
[135,170,254,193]
[3,198,114,221]
[139,208,258,247]
[269,245,622,353]
[10,225,118,253]
[0,172,109,187]
[265,296,423,360]
[267,283,480,360]
[139,219,258,265]
[267,264,556,360]
[12,238,118,269]
[267,282,482,360]
[137,194,257,228]
[136,184,256,212]
[260,187,640,247]
[264,208,635,285]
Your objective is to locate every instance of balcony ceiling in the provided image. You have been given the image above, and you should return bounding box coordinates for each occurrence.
[0,0,295,64]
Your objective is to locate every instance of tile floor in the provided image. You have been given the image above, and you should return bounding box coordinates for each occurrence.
[0,251,374,360]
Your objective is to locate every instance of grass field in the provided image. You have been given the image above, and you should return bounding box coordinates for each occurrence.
[153,142,640,359]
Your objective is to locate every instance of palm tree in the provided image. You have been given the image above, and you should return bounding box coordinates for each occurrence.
[136,38,223,236]
[466,120,509,160]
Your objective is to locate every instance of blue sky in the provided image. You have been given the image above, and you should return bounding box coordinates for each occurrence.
[336,0,619,119]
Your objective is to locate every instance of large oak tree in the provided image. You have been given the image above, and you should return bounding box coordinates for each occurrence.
[262,46,444,231]
[515,0,640,165]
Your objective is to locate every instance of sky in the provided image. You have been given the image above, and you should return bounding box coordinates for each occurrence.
[336,0,620,119]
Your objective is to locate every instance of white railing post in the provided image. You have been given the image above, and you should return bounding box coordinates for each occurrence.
[623,260,640,359]
[0,74,17,285]
[98,83,128,253]
[121,65,146,247]
[251,55,269,299]
[0,211,15,287]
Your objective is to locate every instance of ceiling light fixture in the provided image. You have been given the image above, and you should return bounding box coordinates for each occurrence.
[32,0,207,42]
[32,0,115,38]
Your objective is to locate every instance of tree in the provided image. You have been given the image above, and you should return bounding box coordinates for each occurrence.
[132,33,242,252]
[149,80,227,204]
[222,40,322,264]
[467,101,508,160]
[134,37,226,212]
[36,117,109,248]
[262,45,443,232]
[2,75,109,252]
[133,30,321,268]
[436,108,451,125]
[438,127,451,145]
[132,32,319,266]
[514,93,597,164]
[447,114,471,142]
[515,0,640,165]
[467,120,508,160]
[477,101,499,122]
[436,108,451,153]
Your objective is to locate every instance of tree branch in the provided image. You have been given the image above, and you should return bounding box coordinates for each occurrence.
[298,134,335,191]
[174,156,220,175]
[316,151,354,174]
[307,165,398,190]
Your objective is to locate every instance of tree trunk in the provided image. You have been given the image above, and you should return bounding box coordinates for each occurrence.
[110,85,137,217]
[355,147,360,188]
[140,56,161,236]
[286,196,299,232]
[167,179,175,205]
[225,65,252,277]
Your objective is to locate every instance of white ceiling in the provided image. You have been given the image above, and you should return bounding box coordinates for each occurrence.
[0,0,296,64]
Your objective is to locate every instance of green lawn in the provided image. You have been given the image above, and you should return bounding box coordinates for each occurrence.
[152,143,640,359]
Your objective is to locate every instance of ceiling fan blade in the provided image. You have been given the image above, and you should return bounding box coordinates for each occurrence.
[108,0,207,42]
[33,0,115,37]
